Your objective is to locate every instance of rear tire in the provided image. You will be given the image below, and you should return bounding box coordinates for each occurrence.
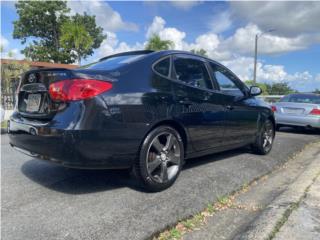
[252,119,275,155]
[133,126,184,192]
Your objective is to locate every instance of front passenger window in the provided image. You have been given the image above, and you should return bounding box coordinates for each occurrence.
[211,64,244,96]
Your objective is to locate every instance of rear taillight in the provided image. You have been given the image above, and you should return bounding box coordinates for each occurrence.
[271,106,277,112]
[310,108,320,115]
[49,79,112,101]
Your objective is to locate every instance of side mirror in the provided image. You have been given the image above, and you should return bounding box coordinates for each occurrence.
[249,86,262,96]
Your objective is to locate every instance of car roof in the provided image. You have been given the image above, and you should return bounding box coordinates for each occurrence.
[99,50,218,63]
[99,50,154,61]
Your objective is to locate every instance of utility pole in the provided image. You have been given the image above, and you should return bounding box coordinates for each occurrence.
[253,29,275,84]
[253,34,258,84]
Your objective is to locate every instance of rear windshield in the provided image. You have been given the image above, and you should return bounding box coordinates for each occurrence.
[83,54,145,70]
[280,94,320,104]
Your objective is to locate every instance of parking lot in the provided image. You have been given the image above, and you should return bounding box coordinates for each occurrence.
[1,129,319,240]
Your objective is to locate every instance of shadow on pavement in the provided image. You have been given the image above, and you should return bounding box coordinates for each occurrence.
[21,160,142,194]
[184,147,247,170]
[21,147,248,195]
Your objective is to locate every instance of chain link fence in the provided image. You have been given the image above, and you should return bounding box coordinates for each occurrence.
[1,77,19,110]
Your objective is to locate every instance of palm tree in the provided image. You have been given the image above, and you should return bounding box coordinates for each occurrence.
[60,21,94,64]
[190,49,208,57]
[145,34,173,51]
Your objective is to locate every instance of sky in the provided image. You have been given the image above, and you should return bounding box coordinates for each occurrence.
[1,1,320,92]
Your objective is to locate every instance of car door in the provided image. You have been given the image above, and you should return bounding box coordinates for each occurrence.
[171,54,225,151]
[208,62,259,145]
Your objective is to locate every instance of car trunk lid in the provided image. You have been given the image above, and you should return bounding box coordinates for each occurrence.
[17,68,117,119]
[275,102,320,116]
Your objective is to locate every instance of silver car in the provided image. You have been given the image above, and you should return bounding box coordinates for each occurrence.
[272,93,320,130]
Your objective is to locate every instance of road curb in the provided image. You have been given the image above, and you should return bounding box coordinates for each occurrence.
[234,143,320,240]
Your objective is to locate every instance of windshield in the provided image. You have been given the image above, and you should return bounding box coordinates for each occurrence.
[280,94,320,104]
[83,54,145,70]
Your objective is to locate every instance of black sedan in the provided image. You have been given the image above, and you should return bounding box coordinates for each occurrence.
[9,50,275,191]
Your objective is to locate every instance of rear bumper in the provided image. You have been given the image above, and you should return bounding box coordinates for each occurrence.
[8,116,137,169]
[275,113,320,128]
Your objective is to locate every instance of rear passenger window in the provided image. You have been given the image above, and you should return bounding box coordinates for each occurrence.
[154,58,170,77]
[173,56,212,89]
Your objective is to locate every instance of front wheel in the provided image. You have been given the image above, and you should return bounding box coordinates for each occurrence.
[133,126,184,192]
[251,119,275,155]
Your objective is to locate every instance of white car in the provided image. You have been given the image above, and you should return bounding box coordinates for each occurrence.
[272,93,320,130]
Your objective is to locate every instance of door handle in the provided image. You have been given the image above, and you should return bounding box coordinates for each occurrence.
[226,105,234,110]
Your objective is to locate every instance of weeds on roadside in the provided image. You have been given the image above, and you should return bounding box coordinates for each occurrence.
[154,183,264,240]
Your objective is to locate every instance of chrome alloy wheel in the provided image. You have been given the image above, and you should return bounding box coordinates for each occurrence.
[262,121,274,151]
[146,132,181,183]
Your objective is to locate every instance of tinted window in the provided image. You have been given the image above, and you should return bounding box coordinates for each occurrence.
[280,94,320,104]
[84,54,145,70]
[173,57,212,89]
[154,58,170,77]
[210,63,244,96]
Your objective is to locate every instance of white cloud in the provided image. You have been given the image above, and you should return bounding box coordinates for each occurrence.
[230,1,320,37]
[94,15,320,92]
[221,57,320,92]
[97,31,143,58]
[146,16,186,50]
[170,1,202,10]
[146,16,166,39]
[187,33,232,60]
[145,16,229,58]
[1,48,25,60]
[0,35,9,50]
[0,35,25,59]
[67,1,138,32]
[221,57,254,81]
[221,23,320,55]
[193,34,220,51]
[209,11,232,33]
[145,17,319,60]
[159,27,186,50]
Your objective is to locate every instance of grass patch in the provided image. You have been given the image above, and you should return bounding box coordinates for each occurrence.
[1,120,8,129]
[241,182,249,192]
[217,196,229,205]
[266,202,299,240]
[206,203,215,214]
[155,185,259,240]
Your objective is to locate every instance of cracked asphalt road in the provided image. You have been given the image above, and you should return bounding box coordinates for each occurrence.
[1,129,319,240]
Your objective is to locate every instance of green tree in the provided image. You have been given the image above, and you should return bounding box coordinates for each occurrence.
[266,82,295,95]
[69,13,105,58]
[1,51,29,96]
[190,49,208,57]
[313,89,320,94]
[145,34,173,51]
[13,0,105,63]
[60,21,93,64]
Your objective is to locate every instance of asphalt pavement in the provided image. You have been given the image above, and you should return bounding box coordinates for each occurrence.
[1,129,319,240]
